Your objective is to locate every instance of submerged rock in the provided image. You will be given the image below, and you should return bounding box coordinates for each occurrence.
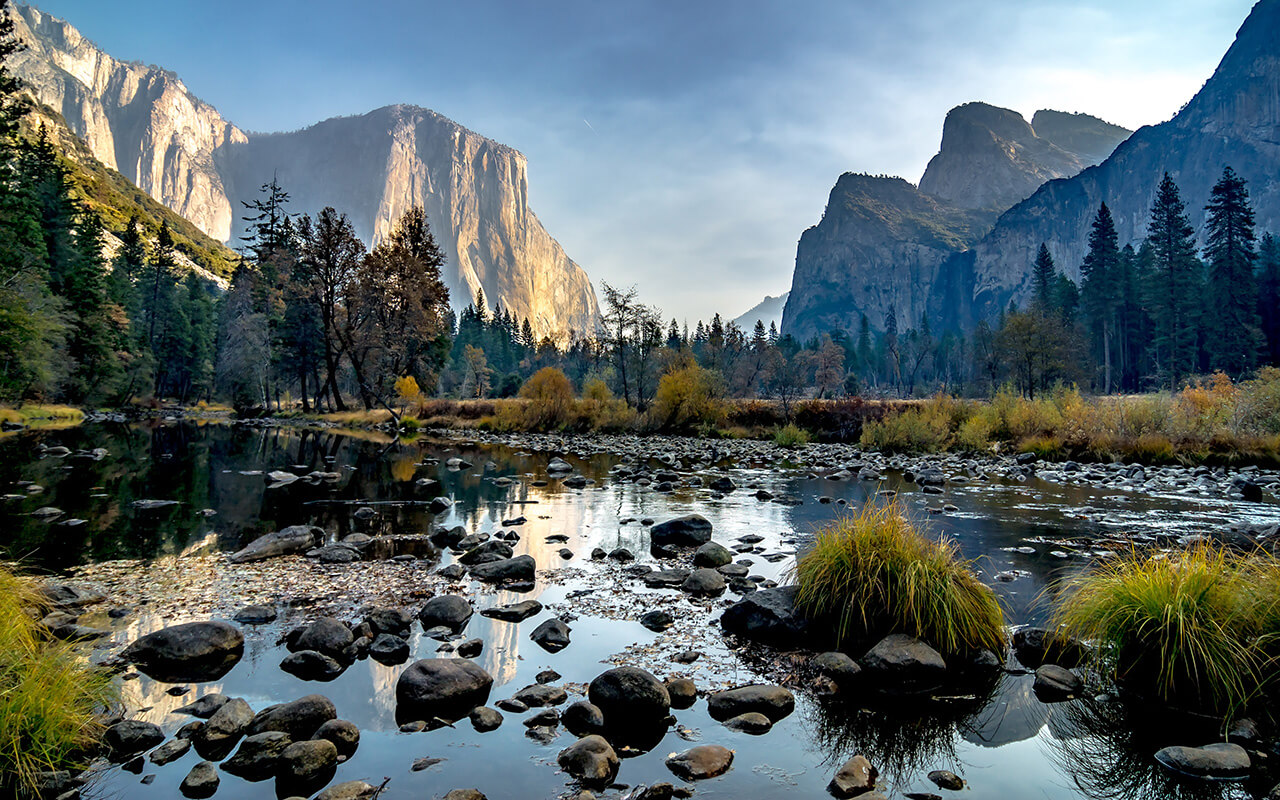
[1154,743,1251,780]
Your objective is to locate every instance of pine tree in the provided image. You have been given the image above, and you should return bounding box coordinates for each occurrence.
[1031,243,1056,314]
[1203,166,1261,375]
[1258,233,1280,367]
[1080,203,1121,393]
[1145,173,1201,388]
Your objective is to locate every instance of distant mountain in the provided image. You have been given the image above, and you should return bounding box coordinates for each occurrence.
[784,0,1280,342]
[783,103,1128,340]
[732,292,789,331]
[9,4,599,337]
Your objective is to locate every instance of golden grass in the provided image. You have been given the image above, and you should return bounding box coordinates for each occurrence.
[790,501,1006,656]
[0,566,115,793]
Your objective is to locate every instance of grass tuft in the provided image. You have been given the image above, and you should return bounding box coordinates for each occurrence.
[790,501,1006,656]
[772,423,811,448]
[1053,545,1280,714]
[0,566,115,793]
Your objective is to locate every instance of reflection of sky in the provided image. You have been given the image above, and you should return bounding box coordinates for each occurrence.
[12,424,1279,800]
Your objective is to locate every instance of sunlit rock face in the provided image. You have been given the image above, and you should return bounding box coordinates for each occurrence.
[785,0,1280,340]
[10,5,599,338]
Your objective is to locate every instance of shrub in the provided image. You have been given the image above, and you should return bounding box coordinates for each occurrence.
[1054,545,1280,714]
[0,566,114,793]
[1018,434,1066,460]
[791,502,1006,656]
[519,367,575,429]
[859,402,953,453]
[650,361,726,429]
[773,423,811,448]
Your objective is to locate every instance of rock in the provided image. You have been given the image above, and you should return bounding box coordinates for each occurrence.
[437,563,465,580]
[197,697,254,754]
[470,554,536,583]
[720,586,811,649]
[312,719,360,758]
[457,540,513,565]
[1154,742,1250,779]
[469,706,503,732]
[280,650,345,681]
[41,582,105,607]
[428,497,453,513]
[443,791,487,800]
[588,666,671,728]
[149,736,192,765]
[456,638,483,658]
[557,735,619,788]
[228,525,323,563]
[221,731,293,780]
[860,634,947,692]
[562,701,606,737]
[277,739,338,787]
[531,618,572,652]
[314,782,379,800]
[525,708,561,728]
[418,595,474,632]
[665,745,734,780]
[537,669,562,684]
[641,569,689,588]
[179,761,219,798]
[292,617,354,660]
[1012,627,1089,669]
[513,683,568,707]
[481,600,543,622]
[364,608,413,636]
[812,652,862,686]
[723,712,772,734]
[666,678,697,709]
[829,755,877,798]
[1033,664,1083,701]
[709,477,737,493]
[249,695,337,740]
[681,568,726,597]
[693,542,734,568]
[312,544,361,563]
[927,770,964,790]
[368,633,410,665]
[396,658,494,722]
[707,684,794,722]
[123,621,245,682]
[650,515,713,547]
[233,604,277,624]
[640,610,674,632]
[608,547,634,562]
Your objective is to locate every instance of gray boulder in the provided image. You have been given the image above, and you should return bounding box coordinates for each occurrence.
[221,731,293,780]
[291,617,354,660]
[693,542,733,568]
[481,600,543,622]
[123,621,244,682]
[1033,664,1083,701]
[418,595,473,632]
[531,618,572,653]
[557,735,619,788]
[650,515,713,547]
[469,554,536,583]
[720,585,812,648]
[1154,743,1250,779]
[104,720,164,760]
[179,761,219,798]
[396,658,494,722]
[249,694,337,740]
[228,525,323,563]
[860,634,947,692]
[368,633,410,665]
[681,568,726,597]
[665,745,734,780]
[706,684,794,722]
[588,667,670,728]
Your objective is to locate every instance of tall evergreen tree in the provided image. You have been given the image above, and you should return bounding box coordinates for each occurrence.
[1203,166,1261,375]
[1258,233,1280,367]
[1080,203,1121,392]
[1031,243,1056,314]
[1145,173,1201,388]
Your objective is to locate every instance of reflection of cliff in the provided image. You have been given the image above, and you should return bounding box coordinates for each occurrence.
[101,611,227,725]
[368,656,402,723]
[961,674,1048,748]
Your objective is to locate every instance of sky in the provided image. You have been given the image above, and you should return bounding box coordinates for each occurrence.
[30,0,1259,324]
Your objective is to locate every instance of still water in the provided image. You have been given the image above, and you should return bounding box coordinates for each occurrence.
[1,422,1276,800]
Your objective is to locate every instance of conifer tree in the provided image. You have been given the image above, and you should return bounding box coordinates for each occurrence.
[1203,166,1261,374]
[1258,233,1280,366]
[1080,203,1121,393]
[1145,173,1200,388]
[1031,243,1056,314]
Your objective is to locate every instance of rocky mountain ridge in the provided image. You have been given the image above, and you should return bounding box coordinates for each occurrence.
[9,4,600,337]
[784,0,1280,341]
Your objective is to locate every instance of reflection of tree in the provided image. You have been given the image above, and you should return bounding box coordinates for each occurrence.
[1043,697,1253,800]
[801,688,994,791]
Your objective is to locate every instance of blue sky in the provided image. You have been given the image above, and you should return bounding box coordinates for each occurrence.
[32,0,1257,323]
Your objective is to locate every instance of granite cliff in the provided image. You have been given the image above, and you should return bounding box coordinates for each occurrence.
[10,4,600,337]
[785,0,1280,342]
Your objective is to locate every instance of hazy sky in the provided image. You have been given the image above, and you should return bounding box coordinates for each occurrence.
[31,0,1257,323]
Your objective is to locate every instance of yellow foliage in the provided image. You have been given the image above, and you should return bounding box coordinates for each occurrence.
[651,361,726,428]
[519,367,575,429]
[395,375,422,405]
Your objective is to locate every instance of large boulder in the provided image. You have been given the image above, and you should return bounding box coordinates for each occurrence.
[557,735,619,788]
[562,701,606,737]
[650,515,713,547]
[693,542,734,568]
[706,684,795,722]
[104,720,164,760]
[860,634,947,693]
[719,585,812,648]
[123,621,244,682]
[681,568,726,597]
[588,667,670,729]
[530,619,572,653]
[396,658,494,723]
[248,695,337,740]
[221,731,293,780]
[197,697,254,755]
[418,595,474,632]
[277,739,338,792]
[469,555,536,583]
[1033,664,1083,701]
[291,617,354,661]
[228,525,323,563]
